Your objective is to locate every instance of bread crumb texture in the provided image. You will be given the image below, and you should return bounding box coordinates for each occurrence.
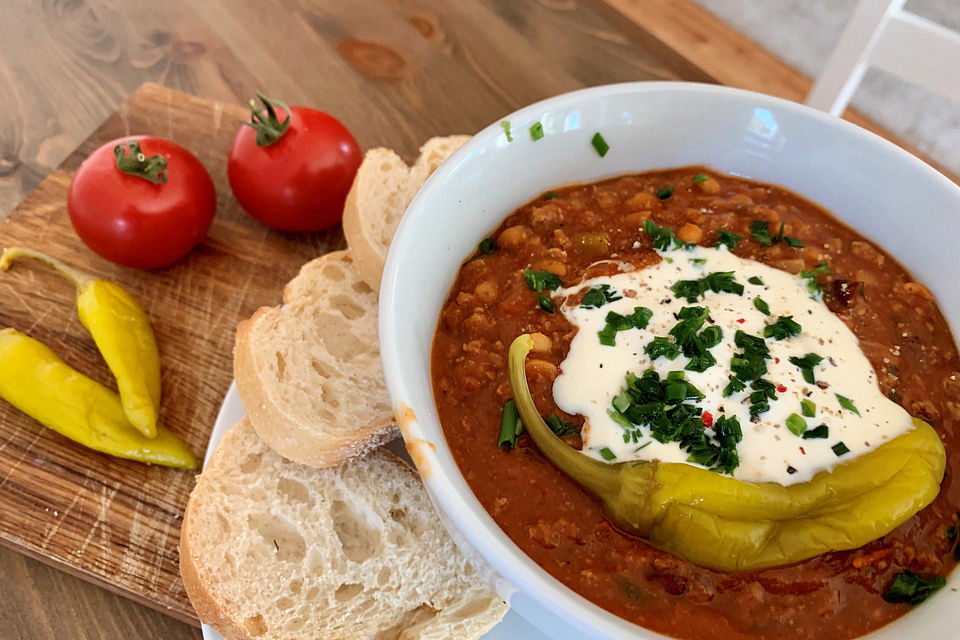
[182,420,506,640]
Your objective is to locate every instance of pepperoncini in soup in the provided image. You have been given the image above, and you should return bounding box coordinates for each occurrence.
[508,333,945,571]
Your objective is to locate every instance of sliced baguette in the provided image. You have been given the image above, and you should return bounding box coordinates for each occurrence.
[234,250,395,468]
[180,419,507,640]
[343,135,470,290]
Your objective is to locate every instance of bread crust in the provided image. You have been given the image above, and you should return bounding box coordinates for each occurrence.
[342,153,391,292]
[233,251,398,468]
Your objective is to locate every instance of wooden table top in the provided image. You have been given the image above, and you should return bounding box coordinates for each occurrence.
[0,1,947,638]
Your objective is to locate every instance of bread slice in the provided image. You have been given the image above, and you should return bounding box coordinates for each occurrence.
[342,135,471,290]
[180,419,507,640]
[234,251,395,468]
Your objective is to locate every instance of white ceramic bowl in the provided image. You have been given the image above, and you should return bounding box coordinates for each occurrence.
[378,82,960,640]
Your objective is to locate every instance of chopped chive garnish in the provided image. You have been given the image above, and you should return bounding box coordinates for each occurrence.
[500,120,513,142]
[546,414,578,436]
[524,268,562,292]
[529,122,544,141]
[748,276,764,285]
[764,315,802,340]
[789,352,823,384]
[537,293,554,313]
[542,191,561,199]
[606,368,738,473]
[715,229,741,249]
[785,236,804,248]
[785,413,806,437]
[591,132,609,157]
[693,173,708,184]
[692,258,707,265]
[883,571,946,605]
[581,284,623,309]
[800,261,832,296]
[836,393,861,416]
[643,220,693,251]
[670,271,744,302]
[655,185,674,200]
[598,307,652,346]
[599,447,617,461]
[750,220,774,246]
[477,238,497,255]
[801,398,816,417]
[753,297,771,316]
[831,441,850,456]
[497,399,523,450]
[802,424,829,439]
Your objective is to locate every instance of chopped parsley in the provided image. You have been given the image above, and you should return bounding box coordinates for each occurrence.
[724,330,770,397]
[670,271,744,302]
[748,276,764,286]
[500,120,513,142]
[693,173,708,184]
[598,307,652,346]
[524,268,562,292]
[831,441,850,456]
[607,369,739,474]
[542,191,561,199]
[524,268,561,313]
[581,284,623,309]
[785,413,807,436]
[655,185,674,200]
[801,398,816,417]
[497,399,523,450]
[836,393,861,416]
[800,261,832,296]
[645,336,680,360]
[750,220,774,246]
[537,293,554,313]
[477,238,497,255]
[715,229,741,249]
[753,296,771,316]
[599,446,617,461]
[789,352,824,384]
[764,315,802,340]
[546,415,578,436]
[591,132,609,157]
[648,306,724,373]
[802,424,829,439]
[643,220,692,251]
[529,121,544,141]
[883,571,946,605]
[750,220,803,248]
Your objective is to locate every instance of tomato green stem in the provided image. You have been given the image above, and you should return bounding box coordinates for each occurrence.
[114,140,168,184]
[245,93,291,147]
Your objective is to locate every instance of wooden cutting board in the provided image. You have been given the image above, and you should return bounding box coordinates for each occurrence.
[0,83,342,624]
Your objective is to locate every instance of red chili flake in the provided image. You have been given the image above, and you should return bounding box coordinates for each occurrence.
[775,357,780,364]
[777,384,787,393]
[736,318,746,324]
[800,447,806,455]
[702,411,714,428]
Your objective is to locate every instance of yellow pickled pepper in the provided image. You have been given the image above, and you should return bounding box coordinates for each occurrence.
[1,247,161,437]
[508,333,946,572]
[0,328,199,468]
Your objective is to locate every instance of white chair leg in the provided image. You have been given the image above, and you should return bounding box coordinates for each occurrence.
[806,0,907,116]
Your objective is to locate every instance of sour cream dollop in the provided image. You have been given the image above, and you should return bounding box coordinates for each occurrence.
[552,245,913,485]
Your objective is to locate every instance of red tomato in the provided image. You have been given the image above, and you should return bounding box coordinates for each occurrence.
[67,136,216,270]
[227,96,361,232]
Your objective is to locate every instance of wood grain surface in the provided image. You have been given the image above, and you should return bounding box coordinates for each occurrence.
[0,2,685,634]
[0,83,341,626]
[0,2,952,639]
